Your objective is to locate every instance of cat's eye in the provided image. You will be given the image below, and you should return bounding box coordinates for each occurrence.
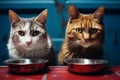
[31,30,40,36]
[76,28,82,33]
[89,28,98,34]
[18,30,25,36]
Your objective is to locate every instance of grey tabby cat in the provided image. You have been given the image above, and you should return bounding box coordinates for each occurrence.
[7,9,56,65]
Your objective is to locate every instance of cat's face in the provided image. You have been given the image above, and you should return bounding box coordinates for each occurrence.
[66,5,105,48]
[9,10,48,50]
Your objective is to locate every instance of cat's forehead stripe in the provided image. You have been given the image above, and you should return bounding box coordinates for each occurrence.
[23,21,30,30]
[70,19,102,30]
[17,20,45,33]
[31,22,45,33]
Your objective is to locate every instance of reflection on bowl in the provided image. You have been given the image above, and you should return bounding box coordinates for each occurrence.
[5,59,48,74]
[64,58,108,74]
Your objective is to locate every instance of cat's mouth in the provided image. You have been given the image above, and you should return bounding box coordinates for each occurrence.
[82,43,93,48]
[24,46,33,50]
[20,44,34,50]
[79,41,95,48]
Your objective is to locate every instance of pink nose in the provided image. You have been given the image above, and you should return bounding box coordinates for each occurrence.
[26,41,32,45]
[84,38,90,42]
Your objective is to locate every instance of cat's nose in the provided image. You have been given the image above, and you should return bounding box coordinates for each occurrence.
[84,38,90,42]
[26,41,32,46]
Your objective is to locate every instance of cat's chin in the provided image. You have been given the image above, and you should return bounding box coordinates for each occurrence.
[23,46,34,50]
[83,45,90,48]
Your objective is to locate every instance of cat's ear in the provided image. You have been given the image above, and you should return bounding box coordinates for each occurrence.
[94,6,105,21]
[9,10,20,25]
[34,9,48,25]
[68,5,79,20]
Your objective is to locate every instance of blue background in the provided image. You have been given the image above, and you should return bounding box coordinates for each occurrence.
[0,0,120,66]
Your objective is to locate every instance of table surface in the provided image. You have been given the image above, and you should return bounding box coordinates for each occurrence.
[0,66,120,80]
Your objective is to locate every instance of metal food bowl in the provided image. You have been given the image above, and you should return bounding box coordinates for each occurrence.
[64,58,108,74]
[5,59,48,74]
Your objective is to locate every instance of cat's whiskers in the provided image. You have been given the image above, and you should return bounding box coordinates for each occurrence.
[67,41,77,47]
[10,45,20,50]
[58,5,105,65]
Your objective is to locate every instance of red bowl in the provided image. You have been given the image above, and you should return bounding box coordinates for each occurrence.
[64,58,108,74]
[5,59,48,74]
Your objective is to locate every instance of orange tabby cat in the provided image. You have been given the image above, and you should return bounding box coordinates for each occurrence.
[58,5,105,65]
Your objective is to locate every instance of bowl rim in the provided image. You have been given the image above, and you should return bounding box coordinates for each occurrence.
[5,59,48,65]
[64,58,109,65]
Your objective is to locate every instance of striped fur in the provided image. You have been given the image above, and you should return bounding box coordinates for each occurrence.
[58,5,105,65]
[7,10,56,65]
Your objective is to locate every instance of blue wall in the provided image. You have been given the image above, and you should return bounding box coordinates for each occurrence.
[0,0,120,66]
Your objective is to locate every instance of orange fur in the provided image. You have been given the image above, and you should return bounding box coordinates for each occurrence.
[58,5,105,65]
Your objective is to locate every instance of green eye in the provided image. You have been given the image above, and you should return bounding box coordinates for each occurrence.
[90,28,98,34]
[18,30,25,36]
[31,30,40,36]
[76,28,82,33]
